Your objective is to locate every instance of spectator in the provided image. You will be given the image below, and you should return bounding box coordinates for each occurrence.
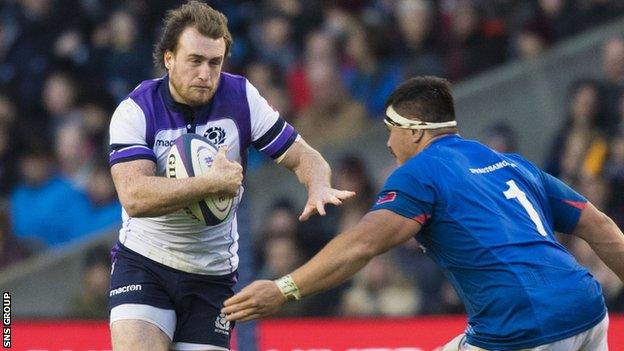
[604,132,624,228]
[41,70,80,126]
[287,29,340,114]
[54,119,96,190]
[0,93,18,196]
[294,62,368,149]
[70,245,111,319]
[441,0,508,82]
[523,0,580,43]
[546,79,608,185]
[482,121,518,153]
[102,9,152,102]
[53,29,91,69]
[340,253,419,316]
[81,162,122,235]
[10,141,91,248]
[78,97,114,152]
[249,13,297,74]
[394,0,444,77]
[341,22,403,118]
[0,202,30,270]
[333,155,376,232]
[601,36,624,126]
[514,27,549,60]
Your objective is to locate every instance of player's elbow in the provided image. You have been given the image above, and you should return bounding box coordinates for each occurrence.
[575,204,617,242]
[351,239,382,262]
[118,190,149,217]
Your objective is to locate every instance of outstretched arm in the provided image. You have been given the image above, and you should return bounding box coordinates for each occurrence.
[573,202,624,282]
[221,209,421,321]
[278,138,356,221]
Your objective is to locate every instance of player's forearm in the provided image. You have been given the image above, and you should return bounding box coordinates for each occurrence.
[585,216,624,282]
[120,176,219,217]
[296,150,331,194]
[291,230,375,297]
[282,141,331,191]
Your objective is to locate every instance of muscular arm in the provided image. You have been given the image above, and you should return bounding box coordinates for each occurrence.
[279,138,355,220]
[222,210,421,320]
[111,148,242,217]
[573,202,624,282]
[279,138,331,193]
[292,209,421,296]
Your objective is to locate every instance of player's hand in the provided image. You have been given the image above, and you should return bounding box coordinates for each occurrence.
[221,280,286,322]
[206,146,243,196]
[299,186,356,221]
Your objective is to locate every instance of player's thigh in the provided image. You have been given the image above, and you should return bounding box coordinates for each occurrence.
[111,319,170,351]
[171,272,237,350]
[580,314,609,351]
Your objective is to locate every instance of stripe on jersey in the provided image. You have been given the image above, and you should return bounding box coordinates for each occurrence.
[254,118,298,159]
[109,144,157,166]
[252,118,285,150]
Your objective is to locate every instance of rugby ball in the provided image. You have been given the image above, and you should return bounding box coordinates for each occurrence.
[166,134,234,226]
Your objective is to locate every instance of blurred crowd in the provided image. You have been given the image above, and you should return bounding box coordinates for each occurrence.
[1,0,624,318]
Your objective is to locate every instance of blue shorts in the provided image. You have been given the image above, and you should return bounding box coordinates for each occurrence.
[108,243,237,350]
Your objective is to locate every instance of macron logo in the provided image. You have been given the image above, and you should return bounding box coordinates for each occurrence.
[110,284,142,297]
[156,139,177,147]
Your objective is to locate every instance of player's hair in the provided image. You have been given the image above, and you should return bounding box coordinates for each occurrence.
[153,1,233,71]
[385,76,455,123]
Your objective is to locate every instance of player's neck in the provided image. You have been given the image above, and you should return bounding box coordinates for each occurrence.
[417,132,456,153]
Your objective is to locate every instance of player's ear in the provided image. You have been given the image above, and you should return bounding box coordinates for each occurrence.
[164,51,174,70]
[411,129,425,144]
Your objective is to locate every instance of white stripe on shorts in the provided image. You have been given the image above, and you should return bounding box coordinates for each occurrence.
[110,303,177,341]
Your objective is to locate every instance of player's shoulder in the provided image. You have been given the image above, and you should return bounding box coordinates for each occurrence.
[220,72,249,91]
[389,154,435,185]
[501,152,541,174]
[127,77,165,101]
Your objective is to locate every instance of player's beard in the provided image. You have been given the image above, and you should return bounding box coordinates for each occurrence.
[171,77,217,107]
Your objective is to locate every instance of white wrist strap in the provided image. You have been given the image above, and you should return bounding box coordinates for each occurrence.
[385,105,457,130]
[274,274,301,301]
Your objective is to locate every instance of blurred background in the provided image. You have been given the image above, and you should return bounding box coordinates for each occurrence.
[2,0,624,349]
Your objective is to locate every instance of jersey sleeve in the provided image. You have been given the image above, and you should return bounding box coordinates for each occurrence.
[246,80,298,160]
[538,170,587,234]
[370,166,435,225]
[108,98,156,166]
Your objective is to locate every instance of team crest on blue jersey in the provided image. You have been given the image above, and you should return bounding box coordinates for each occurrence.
[376,191,397,204]
[204,126,226,146]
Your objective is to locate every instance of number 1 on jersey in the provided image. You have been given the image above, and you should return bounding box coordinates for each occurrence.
[503,180,548,237]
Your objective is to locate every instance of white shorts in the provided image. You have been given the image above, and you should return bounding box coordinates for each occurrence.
[441,314,609,351]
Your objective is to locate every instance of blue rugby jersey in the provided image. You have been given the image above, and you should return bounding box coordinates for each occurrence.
[372,134,606,350]
[108,73,299,275]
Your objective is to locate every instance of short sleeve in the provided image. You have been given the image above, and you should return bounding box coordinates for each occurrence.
[371,166,435,224]
[108,98,156,166]
[246,80,298,160]
[539,170,587,234]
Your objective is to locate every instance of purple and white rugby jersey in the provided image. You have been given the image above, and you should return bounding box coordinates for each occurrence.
[108,73,298,275]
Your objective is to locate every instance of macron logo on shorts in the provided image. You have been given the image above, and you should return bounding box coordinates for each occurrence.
[109,284,142,297]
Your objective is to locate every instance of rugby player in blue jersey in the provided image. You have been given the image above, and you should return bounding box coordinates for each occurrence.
[223,76,624,351]
[107,1,354,350]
